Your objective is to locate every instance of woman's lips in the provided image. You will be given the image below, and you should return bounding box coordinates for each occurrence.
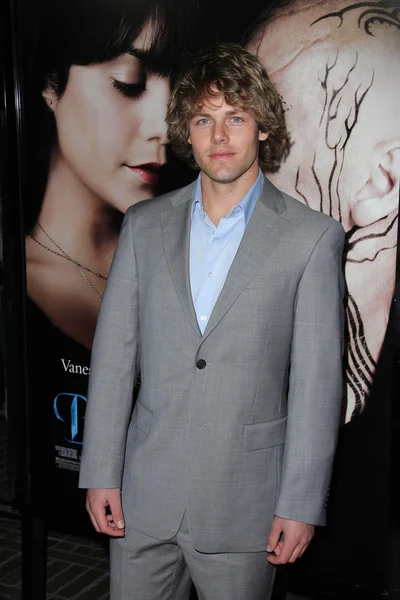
[126,163,162,185]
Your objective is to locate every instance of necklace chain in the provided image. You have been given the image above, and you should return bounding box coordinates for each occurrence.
[29,222,107,302]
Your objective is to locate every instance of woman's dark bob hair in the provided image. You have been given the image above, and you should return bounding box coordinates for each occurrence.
[24,0,203,228]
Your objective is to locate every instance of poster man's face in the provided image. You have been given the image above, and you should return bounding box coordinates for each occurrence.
[247,0,400,421]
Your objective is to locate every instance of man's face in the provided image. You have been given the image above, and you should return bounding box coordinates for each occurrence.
[188,95,268,185]
[247,0,400,421]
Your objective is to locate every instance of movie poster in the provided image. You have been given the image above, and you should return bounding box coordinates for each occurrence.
[20,0,399,586]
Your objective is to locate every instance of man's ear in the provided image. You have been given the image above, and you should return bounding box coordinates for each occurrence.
[259,131,268,142]
[42,86,57,112]
[352,144,400,227]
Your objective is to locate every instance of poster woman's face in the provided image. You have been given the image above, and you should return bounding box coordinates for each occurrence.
[43,24,170,212]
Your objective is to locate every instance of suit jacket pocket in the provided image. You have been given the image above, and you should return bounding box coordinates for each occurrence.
[244,417,287,451]
[133,401,153,435]
[245,271,289,289]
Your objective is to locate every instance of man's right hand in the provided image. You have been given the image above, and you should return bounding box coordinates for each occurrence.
[86,488,125,537]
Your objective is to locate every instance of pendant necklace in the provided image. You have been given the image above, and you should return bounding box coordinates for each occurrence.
[28,222,107,301]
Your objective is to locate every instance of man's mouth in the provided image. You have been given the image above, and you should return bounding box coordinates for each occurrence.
[209,152,235,160]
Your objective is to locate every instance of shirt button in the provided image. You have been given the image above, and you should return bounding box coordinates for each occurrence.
[196,359,206,370]
[200,315,207,321]
[208,272,213,277]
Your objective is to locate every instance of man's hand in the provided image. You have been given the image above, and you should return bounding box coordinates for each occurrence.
[86,488,125,537]
[267,516,314,564]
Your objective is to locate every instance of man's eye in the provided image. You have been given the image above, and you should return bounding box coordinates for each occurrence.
[231,116,243,123]
[111,79,145,99]
[197,118,209,125]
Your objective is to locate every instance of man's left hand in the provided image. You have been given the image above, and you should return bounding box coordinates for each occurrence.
[267,516,314,564]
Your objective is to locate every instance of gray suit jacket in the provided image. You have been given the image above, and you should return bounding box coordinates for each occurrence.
[79,175,345,553]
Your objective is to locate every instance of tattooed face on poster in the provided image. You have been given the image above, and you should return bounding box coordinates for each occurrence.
[246,0,400,422]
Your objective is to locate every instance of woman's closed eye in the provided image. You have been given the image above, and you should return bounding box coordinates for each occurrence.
[110,78,146,99]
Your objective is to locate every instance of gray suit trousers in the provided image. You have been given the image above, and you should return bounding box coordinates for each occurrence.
[110,512,276,600]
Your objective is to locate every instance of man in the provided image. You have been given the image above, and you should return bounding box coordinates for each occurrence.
[79,44,344,600]
[245,0,400,421]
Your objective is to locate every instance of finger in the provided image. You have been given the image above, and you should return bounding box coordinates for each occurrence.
[87,508,101,533]
[89,500,116,534]
[109,497,125,530]
[86,492,110,533]
[288,543,304,563]
[106,514,118,530]
[92,505,125,537]
[97,512,125,536]
[93,504,111,533]
[86,499,101,533]
[289,536,313,563]
[299,540,311,558]
[268,538,297,565]
[86,491,125,537]
[106,519,124,533]
[109,526,126,537]
[106,513,118,526]
[274,541,284,556]
[267,520,282,552]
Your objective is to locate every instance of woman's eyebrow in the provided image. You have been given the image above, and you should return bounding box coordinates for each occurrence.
[127,47,168,74]
[127,48,149,61]
[127,48,156,68]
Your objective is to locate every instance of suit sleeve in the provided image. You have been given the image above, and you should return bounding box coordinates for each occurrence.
[79,207,139,489]
[274,219,345,526]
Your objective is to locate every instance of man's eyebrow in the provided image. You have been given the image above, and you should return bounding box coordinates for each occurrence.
[192,109,246,117]
[225,109,246,115]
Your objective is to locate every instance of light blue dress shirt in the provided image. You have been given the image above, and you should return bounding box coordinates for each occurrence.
[190,170,263,334]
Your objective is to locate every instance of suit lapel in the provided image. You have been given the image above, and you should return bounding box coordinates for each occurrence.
[201,177,289,341]
[161,181,201,337]
[161,176,289,340]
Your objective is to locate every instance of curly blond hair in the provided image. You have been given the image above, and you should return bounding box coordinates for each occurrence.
[166,43,291,173]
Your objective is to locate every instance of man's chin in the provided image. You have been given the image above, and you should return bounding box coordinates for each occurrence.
[201,167,243,185]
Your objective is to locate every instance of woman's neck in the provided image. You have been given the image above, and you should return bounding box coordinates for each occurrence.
[34,153,121,273]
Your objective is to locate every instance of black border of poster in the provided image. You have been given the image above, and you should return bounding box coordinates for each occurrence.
[0,0,28,512]
[1,1,48,597]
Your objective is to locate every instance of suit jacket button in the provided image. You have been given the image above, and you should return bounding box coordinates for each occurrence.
[196,359,206,370]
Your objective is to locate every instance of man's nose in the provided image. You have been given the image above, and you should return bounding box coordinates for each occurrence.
[211,122,228,144]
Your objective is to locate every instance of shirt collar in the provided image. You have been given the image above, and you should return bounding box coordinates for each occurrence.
[191,169,263,226]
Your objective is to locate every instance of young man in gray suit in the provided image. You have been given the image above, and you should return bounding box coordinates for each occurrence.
[79,44,345,600]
